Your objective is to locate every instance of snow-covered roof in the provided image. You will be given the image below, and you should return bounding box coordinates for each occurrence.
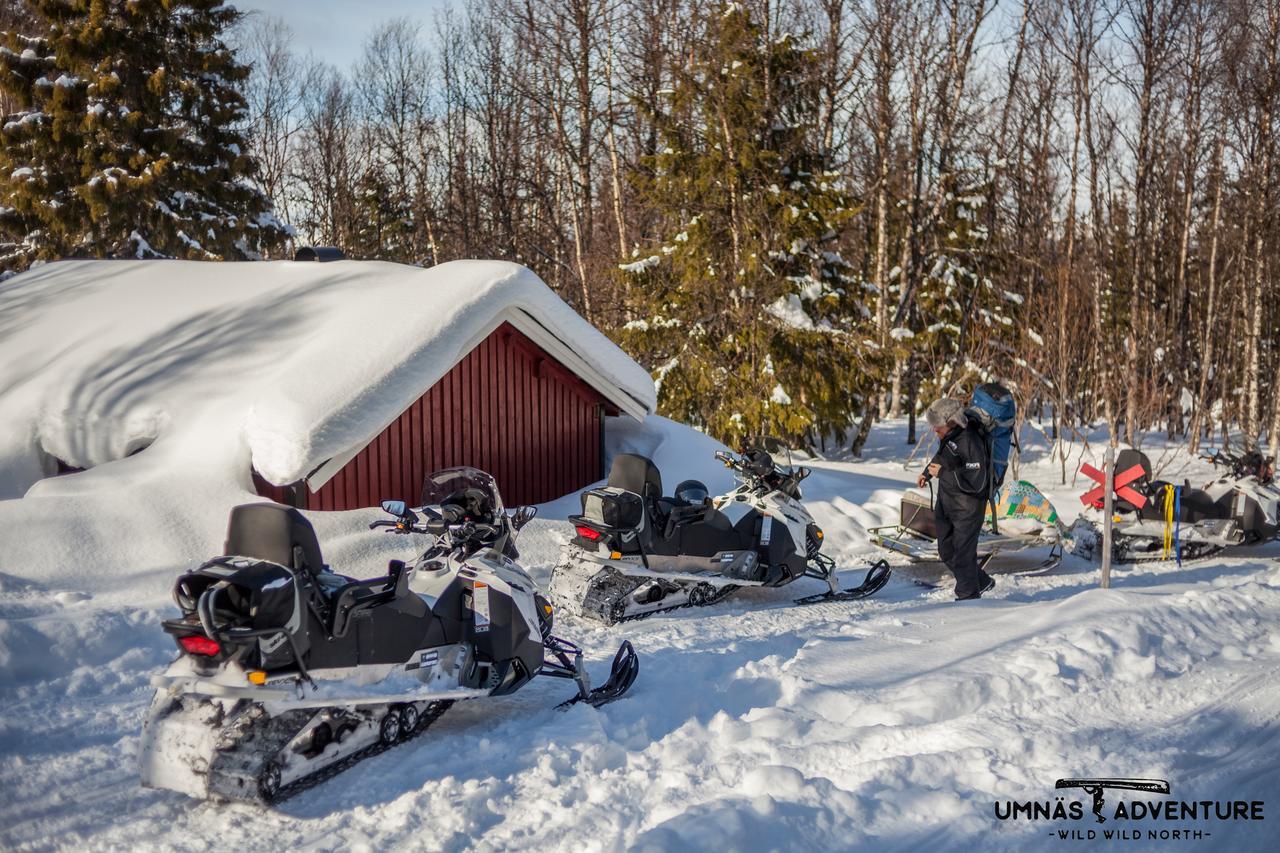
[0,258,655,495]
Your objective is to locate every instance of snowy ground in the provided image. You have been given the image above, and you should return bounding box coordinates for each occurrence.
[2,418,1278,851]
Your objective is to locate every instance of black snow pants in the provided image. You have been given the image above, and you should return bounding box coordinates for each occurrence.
[935,490,989,598]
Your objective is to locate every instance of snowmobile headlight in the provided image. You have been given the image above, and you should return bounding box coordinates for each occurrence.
[247,670,267,685]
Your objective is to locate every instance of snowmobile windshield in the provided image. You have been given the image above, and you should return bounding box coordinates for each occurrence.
[758,436,794,470]
[421,467,505,516]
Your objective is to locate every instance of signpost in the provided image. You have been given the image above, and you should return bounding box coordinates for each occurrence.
[1079,448,1149,589]
[1101,447,1113,588]
[1080,445,1152,584]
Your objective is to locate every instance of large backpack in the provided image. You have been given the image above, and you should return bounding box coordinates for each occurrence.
[969,383,1017,486]
[966,383,1018,533]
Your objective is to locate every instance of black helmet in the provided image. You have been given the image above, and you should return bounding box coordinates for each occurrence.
[674,479,710,506]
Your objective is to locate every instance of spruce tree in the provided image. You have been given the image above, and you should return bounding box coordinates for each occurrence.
[620,4,881,448]
[913,177,1028,401]
[0,0,288,271]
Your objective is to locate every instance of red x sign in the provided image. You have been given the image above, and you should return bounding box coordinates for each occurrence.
[1079,463,1148,508]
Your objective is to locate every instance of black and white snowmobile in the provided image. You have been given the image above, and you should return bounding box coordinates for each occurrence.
[1065,448,1278,563]
[139,467,638,804]
[547,441,891,624]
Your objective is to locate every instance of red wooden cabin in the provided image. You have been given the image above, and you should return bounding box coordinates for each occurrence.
[253,322,629,510]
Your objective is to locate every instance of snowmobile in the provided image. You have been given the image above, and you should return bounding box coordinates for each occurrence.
[547,440,891,625]
[139,467,638,804]
[1196,448,1280,544]
[868,478,1066,574]
[1065,448,1278,564]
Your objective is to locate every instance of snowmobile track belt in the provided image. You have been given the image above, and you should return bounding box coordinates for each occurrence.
[210,700,454,806]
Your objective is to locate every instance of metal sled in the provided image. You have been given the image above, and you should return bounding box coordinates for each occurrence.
[869,483,1065,573]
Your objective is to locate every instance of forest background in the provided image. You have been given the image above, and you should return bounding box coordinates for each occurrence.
[2,0,1277,466]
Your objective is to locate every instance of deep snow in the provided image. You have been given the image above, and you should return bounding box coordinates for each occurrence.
[1,416,1278,851]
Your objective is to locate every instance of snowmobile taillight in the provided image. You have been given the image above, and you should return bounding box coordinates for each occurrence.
[179,635,221,656]
[575,525,603,542]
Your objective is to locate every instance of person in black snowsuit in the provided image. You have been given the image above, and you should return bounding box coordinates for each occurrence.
[916,398,996,600]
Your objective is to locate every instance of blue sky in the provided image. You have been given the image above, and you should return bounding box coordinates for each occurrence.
[236,0,447,70]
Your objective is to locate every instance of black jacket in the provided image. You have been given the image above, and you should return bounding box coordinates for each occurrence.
[930,421,990,500]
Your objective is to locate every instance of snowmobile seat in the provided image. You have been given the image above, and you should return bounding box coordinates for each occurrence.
[662,499,722,540]
[674,509,737,556]
[1140,481,1222,523]
[328,561,409,639]
[224,503,350,596]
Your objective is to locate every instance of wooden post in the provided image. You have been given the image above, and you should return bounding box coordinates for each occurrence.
[1101,445,1114,588]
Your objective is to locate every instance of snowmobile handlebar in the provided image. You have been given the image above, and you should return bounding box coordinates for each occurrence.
[368,518,437,535]
[716,447,808,499]
[1201,449,1276,482]
[715,448,774,477]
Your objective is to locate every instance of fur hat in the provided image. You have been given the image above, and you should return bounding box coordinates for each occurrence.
[925,397,966,429]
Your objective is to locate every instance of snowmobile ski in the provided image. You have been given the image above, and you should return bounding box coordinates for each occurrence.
[547,638,641,709]
[794,560,893,605]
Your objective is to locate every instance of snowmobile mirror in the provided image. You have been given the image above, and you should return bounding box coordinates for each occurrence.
[381,500,408,518]
[511,505,538,531]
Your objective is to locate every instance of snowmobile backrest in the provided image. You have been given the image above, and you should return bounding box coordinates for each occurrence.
[1114,449,1153,485]
[1110,449,1153,512]
[224,503,325,577]
[607,454,663,509]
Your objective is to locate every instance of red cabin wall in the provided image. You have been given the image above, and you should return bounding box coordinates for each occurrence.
[255,322,618,510]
